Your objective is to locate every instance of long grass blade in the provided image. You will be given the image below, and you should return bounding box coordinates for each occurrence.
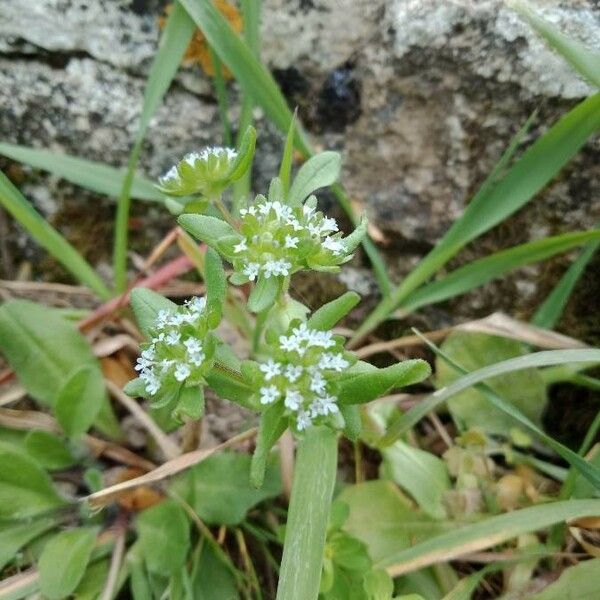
[113,2,196,292]
[378,499,600,576]
[402,229,600,312]
[0,170,110,299]
[382,348,600,488]
[0,143,162,202]
[351,93,600,343]
[179,0,393,295]
[509,0,600,88]
[532,227,600,329]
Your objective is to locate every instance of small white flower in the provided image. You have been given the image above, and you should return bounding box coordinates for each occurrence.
[284,235,299,249]
[184,152,202,167]
[174,363,191,382]
[296,410,313,431]
[308,329,335,349]
[260,385,280,405]
[321,353,349,372]
[141,346,156,360]
[160,166,179,185]
[165,331,181,346]
[262,260,279,279]
[284,389,303,411]
[258,202,273,215]
[320,217,339,233]
[279,334,301,353]
[135,357,153,371]
[145,377,161,396]
[322,236,346,256]
[243,262,260,281]
[185,297,206,314]
[285,364,303,382]
[287,218,305,232]
[303,205,316,218]
[307,223,322,236]
[183,338,203,353]
[159,359,174,372]
[310,371,327,395]
[310,395,339,417]
[260,358,282,381]
[188,351,205,367]
[234,239,248,254]
[156,310,171,329]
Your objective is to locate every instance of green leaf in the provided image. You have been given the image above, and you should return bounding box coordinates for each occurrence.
[129,287,177,338]
[38,528,98,599]
[377,499,600,576]
[247,276,279,313]
[251,403,287,488]
[178,214,238,248]
[73,559,110,600]
[279,110,297,195]
[383,348,600,489]
[343,215,368,254]
[205,248,226,321]
[124,377,148,397]
[381,441,451,520]
[113,1,196,292]
[0,300,118,439]
[0,143,162,201]
[288,151,342,206]
[0,518,58,571]
[509,0,600,88]
[0,441,64,519]
[172,385,205,422]
[205,364,255,410]
[340,404,362,442]
[136,500,190,577]
[191,542,240,600]
[55,366,106,438]
[436,332,547,434]
[24,430,76,470]
[353,93,600,342]
[532,231,600,329]
[338,360,431,406]
[338,481,451,565]
[173,451,281,525]
[307,291,360,331]
[0,170,110,298]
[228,125,257,182]
[528,558,600,600]
[402,230,600,312]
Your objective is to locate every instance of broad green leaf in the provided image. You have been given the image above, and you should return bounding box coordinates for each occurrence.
[343,215,368,254]
[173,452,281,525]
[228,125,257,181]
[402,229,600,312]
[353,93,600,342]
[172,385,205,422]
[0,170,110,298]
[532,232,600,328]
[55,366,106,438]
[38,527,98,600]
[251,403,287,488]
[436,332,546,434]
[529,558,600,599]
[205,365,255,410]
[377,499,600,576]
[129,287,177,338]
[247,276,279,313]
[509,0,600,88]
[136,500,190,577]
[178,214,238,247]
[380,441,451,520]
[288,151,341,206]
[0,518,57,570]
[338,360,431,406]
[338,481,453,565]
[0,300,118,439]
[191,542,240,600]
[340,404,362,442]
[0,143,162,201]
[205,249,226,321]
[73,559,110,600]
[113,1,196,291]
[24,430,76,470]
[277,427,337,600]
[307,291,360,331]
[383,349,600,489]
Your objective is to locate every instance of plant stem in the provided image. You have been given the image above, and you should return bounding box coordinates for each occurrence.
[276,427,337,600]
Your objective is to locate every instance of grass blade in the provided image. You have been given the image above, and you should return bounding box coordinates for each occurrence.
[382,348,600,488]
[402,229,600,312]
[532,228,600,329]
[0,170,110,299]
[179,0,393,296]
[351,93,600,343]
[509,0,600,88]
[113,2,196,292]
[378,499,600,576]
[0,143,162,202]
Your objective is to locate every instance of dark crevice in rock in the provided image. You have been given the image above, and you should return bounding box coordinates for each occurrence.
[0,44,95,70]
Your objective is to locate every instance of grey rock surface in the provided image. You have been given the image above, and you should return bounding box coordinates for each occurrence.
[0,0,599,331]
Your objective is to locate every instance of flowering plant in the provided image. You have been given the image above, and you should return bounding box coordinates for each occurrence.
[125,127,431,599]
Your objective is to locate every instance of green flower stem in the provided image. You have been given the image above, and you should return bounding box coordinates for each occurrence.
[276,427,337,600]
[213,195,236,227]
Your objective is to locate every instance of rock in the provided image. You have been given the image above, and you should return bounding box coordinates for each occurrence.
[0,0,598,334]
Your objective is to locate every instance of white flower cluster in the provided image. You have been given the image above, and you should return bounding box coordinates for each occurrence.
[232,199,348,283]
[135,297,209,397]
[159,147,238,186]
[256,323,350,432]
